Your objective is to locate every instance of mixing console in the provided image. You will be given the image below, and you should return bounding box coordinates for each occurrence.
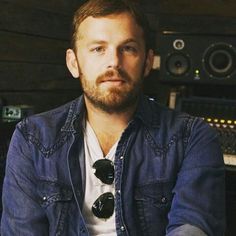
[175,96,236,166]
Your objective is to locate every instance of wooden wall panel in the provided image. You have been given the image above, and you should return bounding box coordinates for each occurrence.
[0,3,71,39]
[0,0,85,112]
[0,90,82,114]
[157,0,236,17]
[2,0,85,13]
[141,0,236,17]
[140,0,236,34]
[0,63,81,91]
[0,32,68,63]
[158,15,236,35]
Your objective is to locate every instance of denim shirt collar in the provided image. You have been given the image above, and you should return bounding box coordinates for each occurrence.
[61,94,161,133]
[134,95,161,128]
[61,96,86,133]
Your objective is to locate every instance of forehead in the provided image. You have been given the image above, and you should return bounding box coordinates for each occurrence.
[76,12,144,43]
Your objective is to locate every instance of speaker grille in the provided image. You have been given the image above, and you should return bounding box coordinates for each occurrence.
[203,43,236,78]
[166,53,191,76]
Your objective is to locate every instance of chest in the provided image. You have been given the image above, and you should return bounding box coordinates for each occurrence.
[97,132,120,156]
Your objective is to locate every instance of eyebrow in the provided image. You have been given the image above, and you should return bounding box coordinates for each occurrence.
[88,38,139,46]
[121,38,139,45]
[88,40,107,45]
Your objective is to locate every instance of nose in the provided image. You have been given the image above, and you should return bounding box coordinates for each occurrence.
[107,48,120,69]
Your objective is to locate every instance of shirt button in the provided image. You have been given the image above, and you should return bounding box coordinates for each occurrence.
[117,190,121,194]
[161,197,167,203]
[120,156,124,160]
[42,196,47,201]
[120,226,125,231]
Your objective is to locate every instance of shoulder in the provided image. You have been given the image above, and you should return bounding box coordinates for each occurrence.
[141,96,217,144]
[15,96,85,144]
[142,96,197,131]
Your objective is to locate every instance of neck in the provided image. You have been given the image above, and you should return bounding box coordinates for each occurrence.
[84,96,138,155]
[85,96,137,132]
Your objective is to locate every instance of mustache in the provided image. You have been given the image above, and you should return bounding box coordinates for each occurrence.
[96,68,131,84]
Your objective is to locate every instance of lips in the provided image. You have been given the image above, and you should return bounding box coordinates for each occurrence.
[97,69,129,85]
[101,77,125,83]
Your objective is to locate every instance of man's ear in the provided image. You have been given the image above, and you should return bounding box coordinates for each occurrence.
[66,49,80,78]
[144,49,154,77]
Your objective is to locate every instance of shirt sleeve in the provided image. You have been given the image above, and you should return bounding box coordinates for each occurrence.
[166,117,226,236]
[167,224,207,236]
[1,126,49,235]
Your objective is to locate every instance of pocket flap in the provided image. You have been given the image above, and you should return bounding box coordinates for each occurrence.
[37,180,73,207]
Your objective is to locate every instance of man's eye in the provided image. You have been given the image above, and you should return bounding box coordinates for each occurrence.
[121,46,137,53]
[91,47,104,53]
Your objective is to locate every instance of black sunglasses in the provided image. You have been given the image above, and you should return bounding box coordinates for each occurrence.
[92,159,115,219]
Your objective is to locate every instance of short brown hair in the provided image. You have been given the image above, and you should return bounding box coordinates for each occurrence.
[70,0,152,51]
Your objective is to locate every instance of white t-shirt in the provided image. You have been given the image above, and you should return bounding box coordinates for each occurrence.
[82,120,117,236]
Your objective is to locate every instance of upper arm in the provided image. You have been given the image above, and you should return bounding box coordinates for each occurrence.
[1,127,49,235]
[167,118,225,235]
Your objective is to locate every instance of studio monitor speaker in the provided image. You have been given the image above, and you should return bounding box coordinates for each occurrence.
[159,33,236,85]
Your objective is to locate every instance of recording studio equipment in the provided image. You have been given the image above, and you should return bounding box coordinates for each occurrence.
[2,105,34,122]
[159,33,236,85]
[156,1,236,86]
[173,96,236,166]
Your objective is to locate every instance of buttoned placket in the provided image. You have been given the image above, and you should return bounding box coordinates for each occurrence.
[114,121,138,236]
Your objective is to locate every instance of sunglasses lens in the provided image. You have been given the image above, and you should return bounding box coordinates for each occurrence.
[92,192,114,219]
[93,159,114,185]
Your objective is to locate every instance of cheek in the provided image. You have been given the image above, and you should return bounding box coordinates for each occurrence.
[79,55,105,77]
[124,59,145,76]
[79,61,95,78]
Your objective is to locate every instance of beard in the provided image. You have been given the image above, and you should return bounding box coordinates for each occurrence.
[80,67,144,114]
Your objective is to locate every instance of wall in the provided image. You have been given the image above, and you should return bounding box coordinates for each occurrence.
[0,0,85,113]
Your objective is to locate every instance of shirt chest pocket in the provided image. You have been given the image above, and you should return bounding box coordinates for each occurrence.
[37,181,73,207]
[134,181,174,236]
[37,181,74,236]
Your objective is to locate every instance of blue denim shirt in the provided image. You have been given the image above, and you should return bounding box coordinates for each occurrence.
[1,95,225,236]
